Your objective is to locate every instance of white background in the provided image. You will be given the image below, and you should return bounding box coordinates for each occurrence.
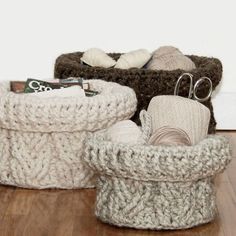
[0,0,235,129]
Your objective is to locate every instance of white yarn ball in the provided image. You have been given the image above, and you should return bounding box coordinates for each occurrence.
[81,48,116,68]
[106,120,142,144]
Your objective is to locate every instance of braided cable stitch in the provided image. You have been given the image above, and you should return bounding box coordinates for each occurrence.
[84,134,231,229]
[0,80,137,189]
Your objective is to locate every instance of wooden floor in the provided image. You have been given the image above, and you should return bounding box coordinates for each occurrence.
[0,132,235,236]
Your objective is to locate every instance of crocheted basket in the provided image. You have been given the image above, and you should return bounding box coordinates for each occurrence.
[84,134,231,230]
[54,52,223,133]
[0,80,137,189]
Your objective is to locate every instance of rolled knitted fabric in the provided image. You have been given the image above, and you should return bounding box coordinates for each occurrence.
[147,46,196,71]
[147,95,210,145]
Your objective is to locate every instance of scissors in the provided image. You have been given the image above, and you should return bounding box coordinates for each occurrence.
[174,73,213,102]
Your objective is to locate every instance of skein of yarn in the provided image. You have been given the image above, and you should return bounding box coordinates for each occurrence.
[81,48,116,68]
[147,46,196,71]
[115,49,151,69]
[148,126,191,146]
[152,46,182,57]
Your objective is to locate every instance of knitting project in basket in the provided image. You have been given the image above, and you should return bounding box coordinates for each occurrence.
[84,134,231,230]
[54,52,222,133]
[0,80,137,189]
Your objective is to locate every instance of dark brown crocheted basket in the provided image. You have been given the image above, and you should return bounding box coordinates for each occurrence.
[54,52,223,133]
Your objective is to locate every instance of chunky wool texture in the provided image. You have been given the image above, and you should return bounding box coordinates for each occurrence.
[0,80,137,189]
[84,134,231,230]
[54,52,222,133]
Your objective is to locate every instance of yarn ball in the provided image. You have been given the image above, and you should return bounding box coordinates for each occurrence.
[81,48,116,68]
[152,46,182,58]
[147,46,196,71]
[106,120,142,144]
[147,95,210,145]
[148,126,191,146]
[115,49,151,69]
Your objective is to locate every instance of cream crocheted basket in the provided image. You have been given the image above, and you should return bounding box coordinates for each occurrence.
[85,134,231,230]
[0,80,137,189]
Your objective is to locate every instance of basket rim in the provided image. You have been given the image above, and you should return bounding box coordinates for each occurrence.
[85,134,231,182]
[55,52,222,76]
[0,79,137,132]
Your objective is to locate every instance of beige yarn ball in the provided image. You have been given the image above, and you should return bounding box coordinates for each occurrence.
[147,46,196,71]
[106,120,142,144]
[152,46,182,58]
[148,126,191,146]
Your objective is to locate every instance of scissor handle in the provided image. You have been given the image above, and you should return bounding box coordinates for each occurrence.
[174,73,193,99]
[193,77,212,102]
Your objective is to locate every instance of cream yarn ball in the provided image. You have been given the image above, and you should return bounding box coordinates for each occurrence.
[115,49,151,69]
[81,48,116,68]
[106,120,142,144]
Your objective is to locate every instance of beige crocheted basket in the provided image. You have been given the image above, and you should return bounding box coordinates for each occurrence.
[85,134,231,230]
[0,80,137,189]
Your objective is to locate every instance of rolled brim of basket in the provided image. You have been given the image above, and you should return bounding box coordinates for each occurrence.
[54,52,223,134]
[0,80,137,189]
[84,134,231,230]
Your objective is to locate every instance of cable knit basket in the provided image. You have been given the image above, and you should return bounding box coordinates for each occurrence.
[54,52,222,133]
[0,80,137,189]
[84,134,231,230]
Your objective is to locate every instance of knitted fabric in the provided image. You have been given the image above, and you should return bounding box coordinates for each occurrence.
[54,52,222,133]
[147,95,210,145]
[84,134,231,230]
[0,80,137,189]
